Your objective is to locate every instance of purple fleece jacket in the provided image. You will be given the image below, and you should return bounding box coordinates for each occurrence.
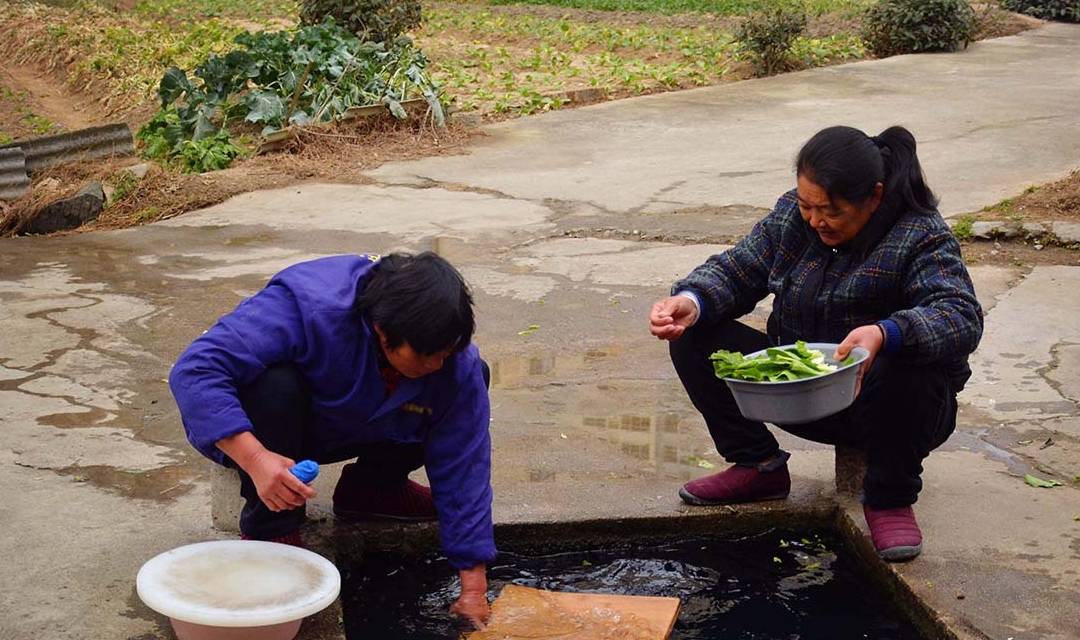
[169,254,496,569]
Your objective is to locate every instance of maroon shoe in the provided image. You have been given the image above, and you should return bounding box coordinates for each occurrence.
[240,531,304,547]
[679,461,791,506]
[333,465,437,522]
[863,504,922,561]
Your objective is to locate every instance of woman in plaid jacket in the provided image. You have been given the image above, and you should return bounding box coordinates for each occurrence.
[649,125,983,562]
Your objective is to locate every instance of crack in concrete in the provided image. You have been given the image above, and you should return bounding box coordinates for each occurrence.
[372,174,632,230]
[925,114,1066,143]
[1035,340,1080,407]
[559,226,741,246]
[377,174,521,201]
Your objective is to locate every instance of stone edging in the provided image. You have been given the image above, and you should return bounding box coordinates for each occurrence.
[952,219,1080,246]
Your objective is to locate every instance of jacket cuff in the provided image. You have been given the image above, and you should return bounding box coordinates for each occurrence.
[877,319,903,354]
[675,290,702,326]
[446,546,498,570]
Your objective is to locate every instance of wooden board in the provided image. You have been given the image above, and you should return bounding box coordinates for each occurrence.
[467,585,680,640]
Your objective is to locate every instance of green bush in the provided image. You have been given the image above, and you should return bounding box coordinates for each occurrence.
[862,0,976,57]
[299,0,422,43]
[1001,0,1080,22]
[735,8,808,77]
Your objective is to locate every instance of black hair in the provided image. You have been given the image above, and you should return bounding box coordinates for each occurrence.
[356,252,475,355]
[795,125,938,216]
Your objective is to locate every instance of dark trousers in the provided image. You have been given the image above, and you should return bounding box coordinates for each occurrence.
[233,362,490,538]
[670,321,957,508]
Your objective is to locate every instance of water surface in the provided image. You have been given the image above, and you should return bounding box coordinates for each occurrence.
[341,529,922,639]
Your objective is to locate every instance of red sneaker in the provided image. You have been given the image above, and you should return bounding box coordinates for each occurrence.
[240,531,304,547]
[863,504,922,561]
[679,462,791,506]
[333,465,437,522]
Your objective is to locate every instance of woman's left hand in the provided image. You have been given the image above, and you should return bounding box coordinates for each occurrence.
[450,564,490,629]
[834,324,884,396]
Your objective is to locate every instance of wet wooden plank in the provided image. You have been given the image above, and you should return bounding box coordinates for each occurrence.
[468,584,680,640]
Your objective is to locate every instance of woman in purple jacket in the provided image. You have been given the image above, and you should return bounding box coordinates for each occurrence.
[649,126,983,562]
[170,252,494,626]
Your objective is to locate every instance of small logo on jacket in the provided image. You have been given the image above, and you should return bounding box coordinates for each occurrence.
[400,402,433,416]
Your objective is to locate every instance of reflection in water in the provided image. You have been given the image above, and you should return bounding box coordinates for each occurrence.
[490,345,622,389]
[491,348,716,482]
[582,412,707,480]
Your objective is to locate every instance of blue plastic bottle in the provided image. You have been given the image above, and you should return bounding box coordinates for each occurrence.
[289,460,320,484]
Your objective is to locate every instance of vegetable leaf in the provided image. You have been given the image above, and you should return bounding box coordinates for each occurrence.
[711,341,840,382]
[1024,474,1062,488]
[244,90,287,125]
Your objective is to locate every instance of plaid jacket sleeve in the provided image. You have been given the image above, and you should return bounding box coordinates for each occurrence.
[671,196,784,325]
[887,226,983,363]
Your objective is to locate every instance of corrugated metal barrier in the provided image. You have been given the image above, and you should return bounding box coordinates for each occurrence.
[0,148,31,201]
[0,123,134,173]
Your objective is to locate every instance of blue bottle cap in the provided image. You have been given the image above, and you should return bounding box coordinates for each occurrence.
[289,460,319,484]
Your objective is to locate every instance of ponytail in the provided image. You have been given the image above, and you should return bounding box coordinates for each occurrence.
[872,126,938,216]
[796,125,938,216]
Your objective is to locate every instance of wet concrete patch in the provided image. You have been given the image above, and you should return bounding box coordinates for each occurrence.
[56,463,197,502]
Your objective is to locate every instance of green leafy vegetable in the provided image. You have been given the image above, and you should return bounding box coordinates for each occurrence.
[711,340,846,382]
[137,20,445,172]
[1024,474,1062,488]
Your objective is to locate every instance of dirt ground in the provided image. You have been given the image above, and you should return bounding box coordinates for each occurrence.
[0,118,482,235]
[0,64,117,143]
[961,236,1080,268]
[976,169,1080,222]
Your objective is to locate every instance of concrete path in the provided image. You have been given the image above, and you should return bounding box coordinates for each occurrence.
[1,22,1079,640]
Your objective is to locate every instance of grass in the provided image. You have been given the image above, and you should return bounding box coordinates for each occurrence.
[0,81,60,140]
[21,113,57,135]
[952,214,975,241]
[484,0,868,16]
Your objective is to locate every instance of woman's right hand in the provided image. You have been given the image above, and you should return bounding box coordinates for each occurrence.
[649,295,699,341]
[217,432,317,512]
[247,448,316,512]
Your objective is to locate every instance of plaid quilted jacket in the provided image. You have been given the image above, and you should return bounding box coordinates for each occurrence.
[673,189,983,390]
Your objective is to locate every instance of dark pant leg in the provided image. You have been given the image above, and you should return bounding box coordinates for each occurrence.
[779,355,956,507]
[234,365,310,538]
[335,359,492,484]
[855,357,956,508]
[669,321,780,464]
[342,442,427,486]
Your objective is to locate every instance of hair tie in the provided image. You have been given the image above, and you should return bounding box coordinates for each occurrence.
[871,135,891,158]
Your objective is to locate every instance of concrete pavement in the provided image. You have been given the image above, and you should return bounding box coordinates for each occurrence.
[1,21,1080,640]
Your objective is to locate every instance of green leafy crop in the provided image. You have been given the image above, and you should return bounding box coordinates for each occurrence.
[711,340,848,382]
[137,20,444,172]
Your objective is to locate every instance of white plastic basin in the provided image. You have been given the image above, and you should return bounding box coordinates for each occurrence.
[137,540,341,640]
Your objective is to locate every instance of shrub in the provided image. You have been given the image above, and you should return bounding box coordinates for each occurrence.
[300,0,423,43]
[735,8,808,77]
[1001,0,1080,22]
[862,0,977,57]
